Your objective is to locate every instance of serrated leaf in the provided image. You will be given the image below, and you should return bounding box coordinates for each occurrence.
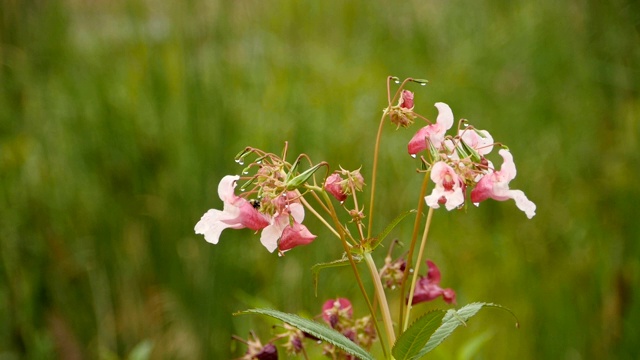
[311,255,363,296]
[392,310,446,360]
[236,308,374,360]
[414,302,518,359]
[369,209,416,251]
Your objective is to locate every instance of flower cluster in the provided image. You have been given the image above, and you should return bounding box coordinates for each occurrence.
[320,298,376,359]
[199,77,537,359]
[404,97,536,218]
[194,148,318,254]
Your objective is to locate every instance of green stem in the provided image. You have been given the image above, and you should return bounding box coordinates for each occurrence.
[398,171,430,331]
[320,191,389,358]
[403,207,435,331]
[367,76,414,239]
[364,252,396,351]
[366,111,388,239]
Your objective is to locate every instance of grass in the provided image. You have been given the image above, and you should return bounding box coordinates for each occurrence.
[1,0,639,358]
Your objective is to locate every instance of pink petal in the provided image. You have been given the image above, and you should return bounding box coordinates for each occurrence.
[408,126,430,155]
[278,223,316,252]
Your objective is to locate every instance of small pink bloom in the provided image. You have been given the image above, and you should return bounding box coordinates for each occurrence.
[470,149,536,219]
[459,128,494,155]
[425,162,465,211]
[322,298,353,328]
[278,222,317,252]
[400,90,414,109]
[411,260,456,305]
[195,175,270,244]
[408,102,454,155]
[324,173,347,201]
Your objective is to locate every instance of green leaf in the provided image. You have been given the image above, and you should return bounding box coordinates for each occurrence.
[236,308,374,360]
[311,255,363,296]
[369,209,416,251]
[415,302,518,359]
[392,310,446,360]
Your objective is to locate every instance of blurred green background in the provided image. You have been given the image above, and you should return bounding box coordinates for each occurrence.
[1,0,639,358]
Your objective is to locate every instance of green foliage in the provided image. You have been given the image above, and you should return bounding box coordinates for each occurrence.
[392,310,446,360]
[416,303,517,358]
[236,308,374,360]
[368,209,417,251]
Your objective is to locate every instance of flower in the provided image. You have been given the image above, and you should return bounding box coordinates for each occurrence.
[324,173,347,201]
[324,169,366,202]
[278,222,317,252]
[470,149,536,219]
[400,89,414,109]
[424,161,465,211]
[235,332,278,360]
[252,343,278,360]
[322,298,353,328]
[408,102,454,155]
[195,175,270,245]
[411,260,456,305]
[459,127,494,156]
[260,196,316,253]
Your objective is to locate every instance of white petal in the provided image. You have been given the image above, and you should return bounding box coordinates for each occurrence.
[217,175,240,202]
[434,102,454,131]
[195,209,237,244]
[508,190,536,219]
[444,188,465,211]
[289,203,305,223]
[260,223,281,252]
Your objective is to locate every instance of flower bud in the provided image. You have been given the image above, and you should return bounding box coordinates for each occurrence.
[324,173,347,201]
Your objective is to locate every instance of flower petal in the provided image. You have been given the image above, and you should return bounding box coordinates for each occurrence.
[217,175,240,202]
[194,209,242,244]
[434,102,454,131]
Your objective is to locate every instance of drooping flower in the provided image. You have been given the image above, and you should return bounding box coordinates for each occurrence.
[470,149,536,219]
[324,169,366,202]
[424,161,465,211]
[324,173,347,201]
[411,260,456,305]
[259,195,316,253]
[278,222,317,252]
[194,175,270,245]
[399,89,414,109]
[408,102,454,155]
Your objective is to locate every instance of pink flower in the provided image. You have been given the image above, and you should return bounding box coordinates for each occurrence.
[400,90,414,109]
[459,128,494,155]
[194,175,270,244]
[408,102,454,155]
[322,298,353,328]
[278,222,317,252]
[470,149,536,219]
[259,201,315,253]
[324,173,347,201]
[424,161,465,211]
[411,260,456,305]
